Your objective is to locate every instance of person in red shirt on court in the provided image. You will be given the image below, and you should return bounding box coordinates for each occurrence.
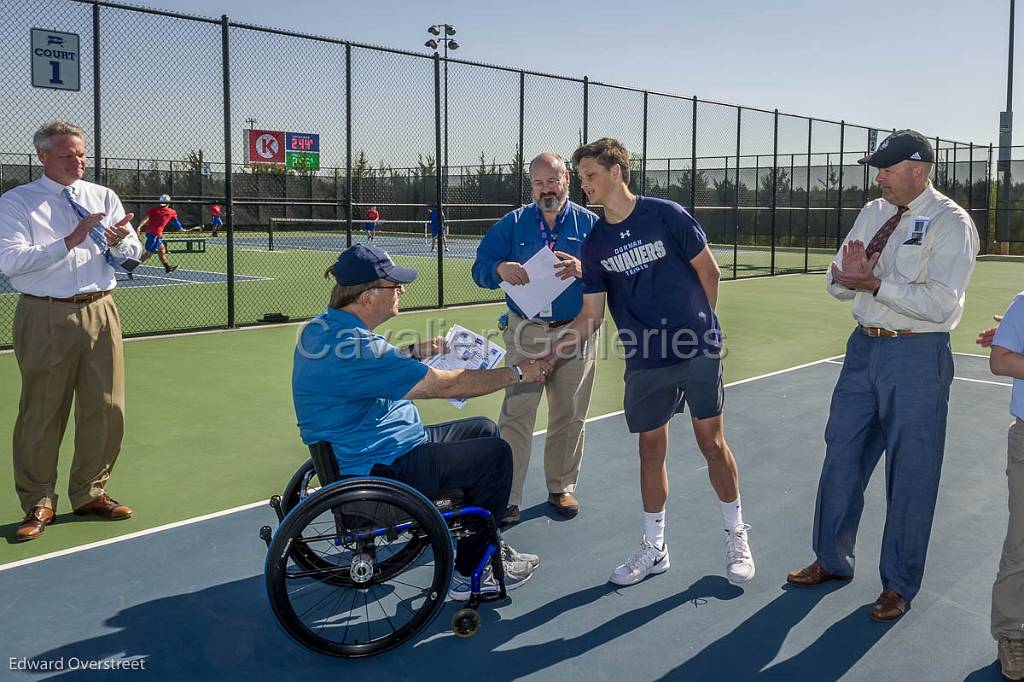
[364,205,380,241]
[210,203,223,237]
[135,194,186,273]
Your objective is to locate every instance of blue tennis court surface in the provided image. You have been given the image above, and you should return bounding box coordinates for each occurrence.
[0,354,1011,680]
[0,266,268,295]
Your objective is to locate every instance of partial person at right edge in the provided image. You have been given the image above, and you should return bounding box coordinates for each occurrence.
[978,308,1024,682]
[472,152,599,526]
[552,137,755,587]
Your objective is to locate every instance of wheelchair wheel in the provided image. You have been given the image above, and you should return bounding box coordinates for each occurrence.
[281,461,431,583]
[451,608,481,638]
[280,459,318,516]
[265,478,454,658]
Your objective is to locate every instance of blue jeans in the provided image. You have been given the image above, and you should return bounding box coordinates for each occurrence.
[812,328,954,601]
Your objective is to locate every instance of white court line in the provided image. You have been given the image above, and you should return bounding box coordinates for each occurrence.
[823,358,1011,387]
[0,353,844,572]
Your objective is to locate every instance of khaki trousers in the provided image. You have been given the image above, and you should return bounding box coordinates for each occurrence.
[498,313,598,507]
[992,418,1024,640]
[12,294,126,513]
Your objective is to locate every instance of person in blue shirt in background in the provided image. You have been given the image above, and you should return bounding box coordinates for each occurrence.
[292,244,550,601]
[472,152,599,526]
[978,306,1024,682]
[429,206,447,252]
[551,138,755,588]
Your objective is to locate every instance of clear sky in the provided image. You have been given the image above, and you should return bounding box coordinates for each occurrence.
[151,0,1016,147]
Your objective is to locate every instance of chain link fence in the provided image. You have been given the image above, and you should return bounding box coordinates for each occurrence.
[0,0,995,348]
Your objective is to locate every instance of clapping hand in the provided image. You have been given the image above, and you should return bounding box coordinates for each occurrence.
[831,240,881,291]
[976,315,1003,348]
[104,213,135,247]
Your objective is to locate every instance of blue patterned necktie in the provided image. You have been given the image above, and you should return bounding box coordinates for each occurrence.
[62,186,124,270]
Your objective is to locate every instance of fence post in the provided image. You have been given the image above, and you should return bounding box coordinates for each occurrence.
[988,143,994,253]
[952,141,958,196]
[434,53,444,308]
[770,109,778,275]
[92,0,102,183]
[836,121,845,252]
[805,119,812,272]
[220,15,235,328]
[582,76,589,145]
[517,70,525,207]
[690,96,698,213]
[345,43,353,247]
[934,136,940,185]
[733,106,740,280]
[641,91,648,195]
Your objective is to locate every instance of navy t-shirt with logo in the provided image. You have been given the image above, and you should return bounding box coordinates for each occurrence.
[581,196,722,369]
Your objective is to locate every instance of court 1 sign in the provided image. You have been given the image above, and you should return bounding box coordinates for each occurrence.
[285,132,320,171]
[31,29,80,91]
[244,129,286,166]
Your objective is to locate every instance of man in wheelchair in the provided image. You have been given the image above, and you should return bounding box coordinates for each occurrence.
[292,244,550,600]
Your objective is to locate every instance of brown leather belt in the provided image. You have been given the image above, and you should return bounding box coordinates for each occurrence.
[24,290,111,305]
[511,312,573,329]
[858,325,919,338]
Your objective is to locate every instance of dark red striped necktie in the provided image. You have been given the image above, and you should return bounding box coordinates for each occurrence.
[864,205,908,259]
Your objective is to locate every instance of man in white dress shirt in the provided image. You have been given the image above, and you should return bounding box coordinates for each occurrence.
[0,121,143,541]
[786,130,979,622]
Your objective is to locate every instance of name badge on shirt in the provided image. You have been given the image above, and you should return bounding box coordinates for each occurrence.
[904,216,931,245]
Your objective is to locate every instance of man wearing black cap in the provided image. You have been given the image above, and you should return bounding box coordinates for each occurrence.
[292,244,551,601]
[787,130,979,622]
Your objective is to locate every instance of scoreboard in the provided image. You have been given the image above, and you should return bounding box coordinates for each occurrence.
[244,129,320,170]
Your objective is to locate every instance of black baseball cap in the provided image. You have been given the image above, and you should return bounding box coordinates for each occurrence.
[858,129,934,168]
[333,244,417,286]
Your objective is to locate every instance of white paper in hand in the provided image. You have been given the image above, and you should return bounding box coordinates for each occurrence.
[498,247,575,320]
[423,324,506,409]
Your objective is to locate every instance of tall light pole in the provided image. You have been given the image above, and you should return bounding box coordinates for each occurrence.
[1000,0,1015,247]
[425,24,458,203]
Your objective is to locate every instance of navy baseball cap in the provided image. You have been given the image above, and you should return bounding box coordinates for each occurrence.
[858,129,934,168]
[333,244,417,286]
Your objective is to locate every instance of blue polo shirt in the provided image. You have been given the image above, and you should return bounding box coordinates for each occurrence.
[472,200,598,321]
[292,309,429,475]
[994,291,1024,421]
[581,196,722,369]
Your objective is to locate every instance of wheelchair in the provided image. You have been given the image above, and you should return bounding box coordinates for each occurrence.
[260,442,511,658]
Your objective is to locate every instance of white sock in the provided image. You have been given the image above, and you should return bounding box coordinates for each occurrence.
[721,496,743,531]
[644,510,666,550]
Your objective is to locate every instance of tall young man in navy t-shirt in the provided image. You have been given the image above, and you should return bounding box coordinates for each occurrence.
[553,138,755,586]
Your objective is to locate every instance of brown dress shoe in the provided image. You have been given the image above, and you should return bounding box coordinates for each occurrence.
[870,588,908,622]
[73,494,133,520]
[501,505,521,526]
[786,560,853,587]
[548,492,580,517]
[15,506,55,541]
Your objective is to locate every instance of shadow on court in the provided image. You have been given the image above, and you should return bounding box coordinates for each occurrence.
[0,355,1010,681]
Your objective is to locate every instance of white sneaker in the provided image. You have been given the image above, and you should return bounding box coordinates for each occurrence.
[448,563,533,601]
[609,537,669,586]
[725,523,755,583]
[501,542,540,570]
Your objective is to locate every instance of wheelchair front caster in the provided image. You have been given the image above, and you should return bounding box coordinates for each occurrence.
[452,608,481,638]
[269,495,283,521]
[259,525,273,548]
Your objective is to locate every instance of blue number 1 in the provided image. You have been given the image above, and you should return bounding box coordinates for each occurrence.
[49,61,62,84]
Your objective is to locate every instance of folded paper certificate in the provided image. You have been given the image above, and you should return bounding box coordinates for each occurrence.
[424,324,506,409]
[498,247,575,320]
